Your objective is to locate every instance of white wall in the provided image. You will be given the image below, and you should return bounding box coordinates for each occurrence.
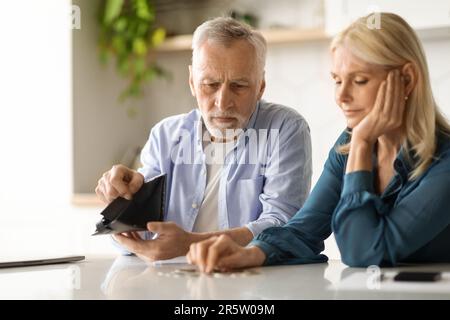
[325,0,450,35]
[0,0,116,258]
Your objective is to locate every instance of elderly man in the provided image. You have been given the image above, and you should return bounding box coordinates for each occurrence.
[95,17,312,261]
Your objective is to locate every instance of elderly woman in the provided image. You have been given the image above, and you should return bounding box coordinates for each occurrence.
[187,12,450,271]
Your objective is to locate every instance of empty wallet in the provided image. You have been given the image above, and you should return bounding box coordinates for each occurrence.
[92,174,166,235]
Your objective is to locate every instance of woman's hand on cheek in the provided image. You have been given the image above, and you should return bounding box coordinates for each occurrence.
[352,70,406,146]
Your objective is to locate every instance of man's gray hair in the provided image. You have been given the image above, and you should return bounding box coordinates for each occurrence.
[192,17,267,74]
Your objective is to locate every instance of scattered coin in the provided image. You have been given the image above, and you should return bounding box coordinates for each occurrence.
[156,267,260,278]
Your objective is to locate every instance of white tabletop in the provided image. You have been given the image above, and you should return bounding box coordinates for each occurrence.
[1,255,450,299]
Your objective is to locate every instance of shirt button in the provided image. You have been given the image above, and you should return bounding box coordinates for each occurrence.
[192,203,198,209]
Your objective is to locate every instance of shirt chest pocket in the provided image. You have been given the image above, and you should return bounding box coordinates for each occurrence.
[235,176,264,222]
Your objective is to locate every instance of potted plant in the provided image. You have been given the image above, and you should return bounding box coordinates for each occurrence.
[98,0,166,116]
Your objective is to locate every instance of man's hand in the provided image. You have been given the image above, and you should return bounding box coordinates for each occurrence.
[95,164,144,204]
[113,222,196,262]
[186,234,266,273]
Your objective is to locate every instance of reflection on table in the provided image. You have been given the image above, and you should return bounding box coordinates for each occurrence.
[1,255,450,299]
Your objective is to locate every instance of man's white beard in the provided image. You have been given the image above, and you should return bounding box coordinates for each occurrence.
[204,121,243,142]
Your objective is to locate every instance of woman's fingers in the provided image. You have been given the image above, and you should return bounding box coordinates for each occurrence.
[383,71,394,115]
[373,80,387,116]
[205,235,235,273]
[391,70,400,118]
[188,237,218,271]
[385,70,407,128]
[397,73,407,121]
[188,237,261,273]
[352,70,407,145]
[187,235,241,273]
[186,247,193,264]
[390,70,407,128]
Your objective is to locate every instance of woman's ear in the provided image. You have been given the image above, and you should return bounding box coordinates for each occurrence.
[401,62,417,97]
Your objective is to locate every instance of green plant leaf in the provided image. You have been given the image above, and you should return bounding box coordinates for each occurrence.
[111,36,126,54]
[151,27,166,47]
[136,21,149,37]
[128,81,141,97]
[118,58,130,76]
[135,0,153,21]
[126,19,139,40]
[104,0,124,25]
[98,0,166,115]
[132,38,147,56]
[143,67,157,82]
[133,57,146,75]
[113,17,128,32]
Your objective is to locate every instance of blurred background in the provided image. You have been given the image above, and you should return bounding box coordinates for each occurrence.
[0,0,449,260]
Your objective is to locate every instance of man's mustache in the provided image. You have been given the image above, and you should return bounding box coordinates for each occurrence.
[210,113,239,118]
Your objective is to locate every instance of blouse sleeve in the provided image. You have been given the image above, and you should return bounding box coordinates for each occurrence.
[249,131,349,265]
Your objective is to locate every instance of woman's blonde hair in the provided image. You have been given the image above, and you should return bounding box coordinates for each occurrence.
[331,12,450,180]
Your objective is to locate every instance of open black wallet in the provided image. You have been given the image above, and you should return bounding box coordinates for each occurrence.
[92,174,166,235]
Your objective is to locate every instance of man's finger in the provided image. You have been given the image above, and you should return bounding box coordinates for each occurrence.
[109,166,132,196]
[95,179,108,204]
[102,179,116,204]
[130,231,143,241]
[104,179,120,202]
[128,173,144,194]
[113,233,143,254]
[147,221,170,234]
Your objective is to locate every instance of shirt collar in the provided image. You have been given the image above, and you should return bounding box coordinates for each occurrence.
[245,100,261,130]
